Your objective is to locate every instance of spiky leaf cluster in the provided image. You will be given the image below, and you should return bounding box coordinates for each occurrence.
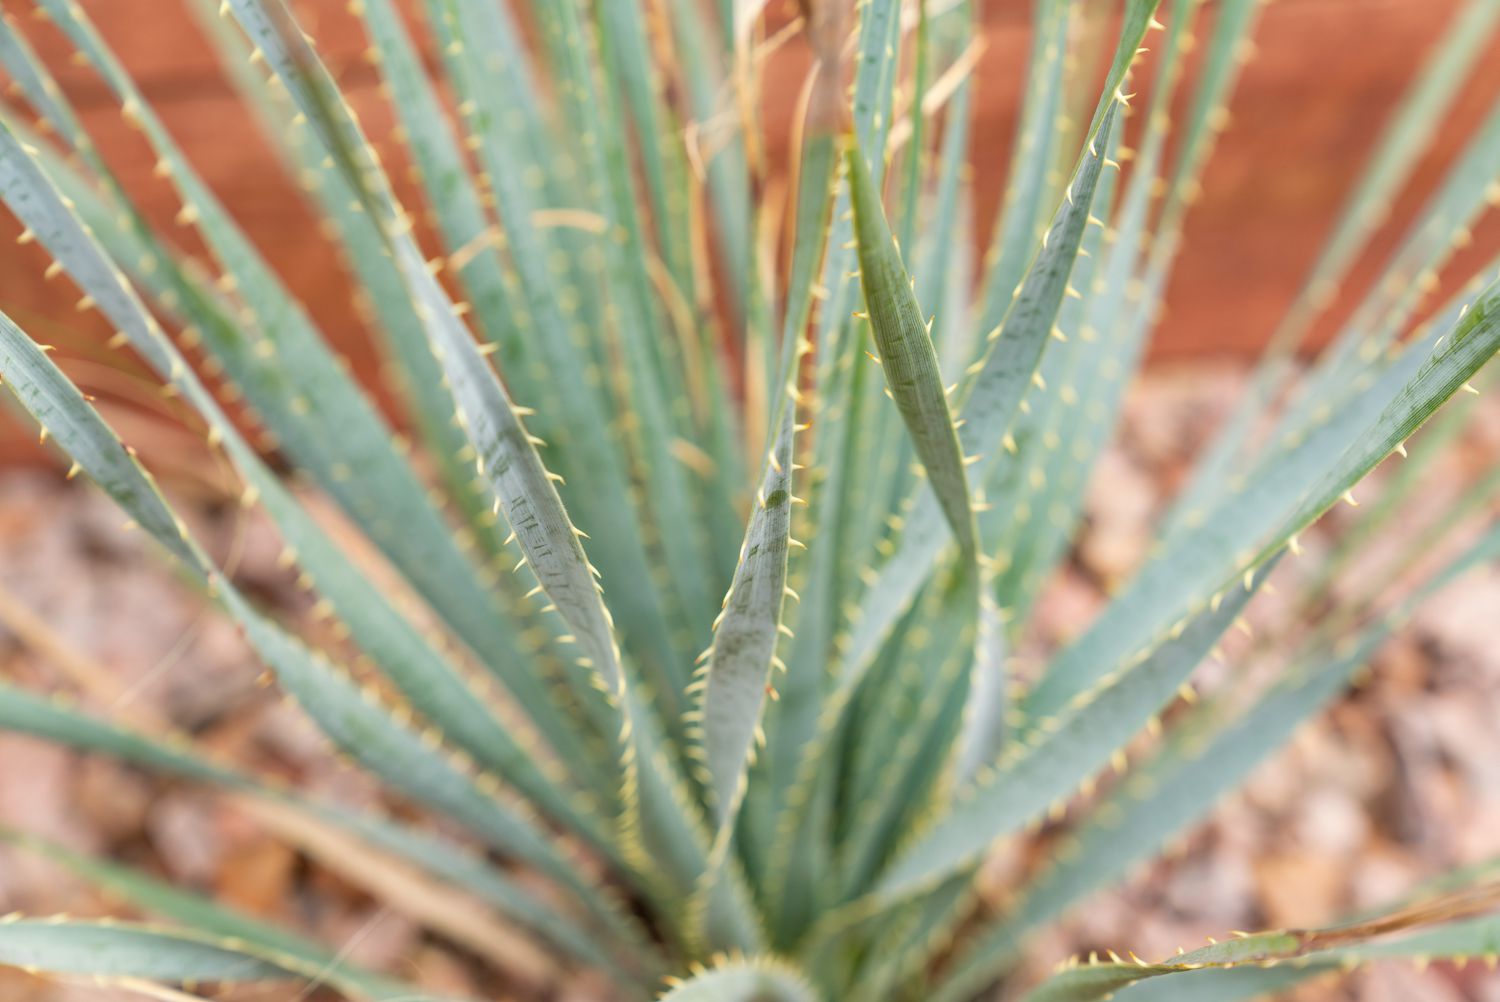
[0,0,1498,999]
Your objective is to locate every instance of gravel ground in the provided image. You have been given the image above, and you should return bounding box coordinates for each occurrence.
[0,362,1497,1001]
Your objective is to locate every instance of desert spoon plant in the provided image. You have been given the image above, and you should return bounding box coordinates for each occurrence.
[0,0,1498,998]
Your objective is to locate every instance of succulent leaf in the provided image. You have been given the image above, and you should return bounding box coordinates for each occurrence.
[847,138,976,554]
[1021,891,1500,1002]
[658,957,820,1002]
[0,682,646,978]
[0,920,335,988]
[870,552,1277,908]
[0,831,415,999]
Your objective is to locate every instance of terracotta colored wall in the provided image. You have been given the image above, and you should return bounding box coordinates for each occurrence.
[2,0,1498,466]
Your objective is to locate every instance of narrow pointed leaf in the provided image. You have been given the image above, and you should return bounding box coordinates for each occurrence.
[848,139,976,553]
[834,95,1123,697]
[0,920,334,986]
[659,958,821,1002]
[869,553,1274,907]
[21,0,549,716]
[0,682,648,978]
[699,412,795,825]
[0,832,426,1000]
[0,307,644,950]
[0,114,613,833]
[1021,889,1500,1002]
[936,508,1500,1002]
[1023,275,1500,732]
